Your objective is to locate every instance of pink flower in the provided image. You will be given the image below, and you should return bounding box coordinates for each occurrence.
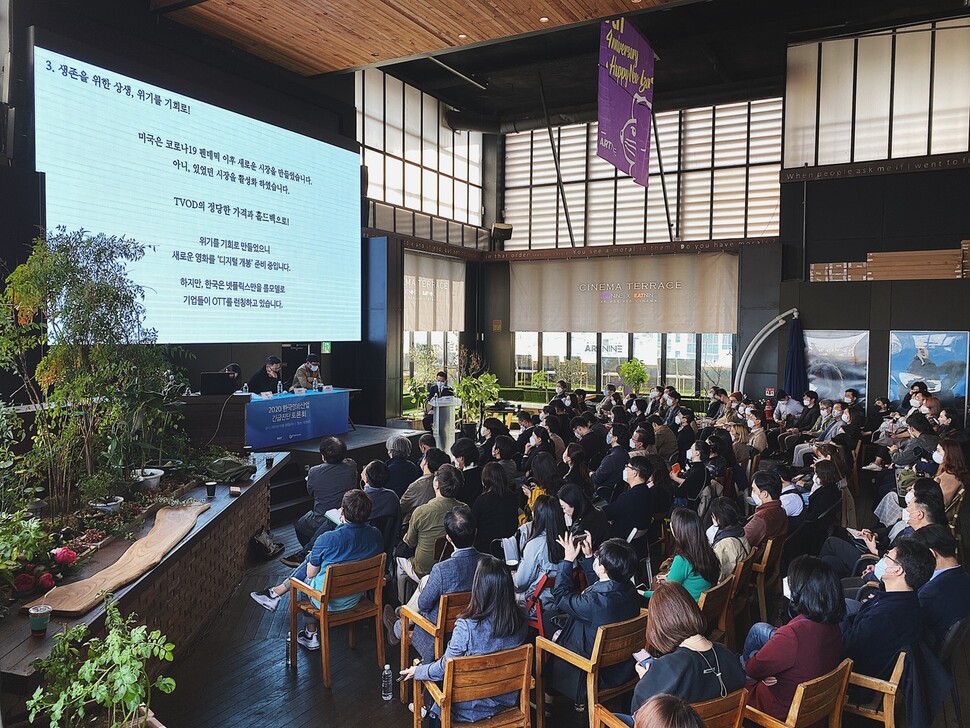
[38,573,55,590]
[13,573,35,592]
[53,548,77,566]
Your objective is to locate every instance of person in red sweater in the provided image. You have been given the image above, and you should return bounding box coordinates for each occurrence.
[744,471,789,551]
[741,555,844,721]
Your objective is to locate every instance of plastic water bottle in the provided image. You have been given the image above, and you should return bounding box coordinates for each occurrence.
[242,383,249,394]
[277,381,283,395]
[285,635,291,666]
[381,664,393,701]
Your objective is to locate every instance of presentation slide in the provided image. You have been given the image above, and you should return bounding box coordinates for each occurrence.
[33,45,361,343]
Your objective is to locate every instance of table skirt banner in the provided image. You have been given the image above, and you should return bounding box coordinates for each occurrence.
[246,389,350,448]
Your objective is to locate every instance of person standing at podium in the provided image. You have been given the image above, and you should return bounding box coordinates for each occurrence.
[423,371,455,431]
[247,355,284,394]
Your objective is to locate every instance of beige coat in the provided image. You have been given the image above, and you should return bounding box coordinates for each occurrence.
[714,533,750,582]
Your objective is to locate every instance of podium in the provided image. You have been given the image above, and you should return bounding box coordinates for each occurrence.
[430,396,460,454]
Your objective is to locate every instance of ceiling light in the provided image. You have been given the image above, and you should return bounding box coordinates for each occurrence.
[371,52,379,57]
[539,16,549,23]
[458,33,467,39]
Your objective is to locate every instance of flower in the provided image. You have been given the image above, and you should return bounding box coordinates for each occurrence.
[38,573,55,590]
[13,573,35,592]
[53,547,77,566]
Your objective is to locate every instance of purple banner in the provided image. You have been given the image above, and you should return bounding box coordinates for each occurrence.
[597,19,655,187]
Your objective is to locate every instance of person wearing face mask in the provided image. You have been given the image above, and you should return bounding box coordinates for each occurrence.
[932,438,969,507]
[864,397,894,436]
[788,400,839,466]
[670,441,710,512]
[935,407,958,439]
[598,383,618,414]
[744,471,789,551]
[521,425,556,474]
[897,381,929,416]
[629,398,648,433]
[707,497,750,581]
[705,387,723,419]
[514,410,537,457]
[713,391,744,427]
[591,423,631,503]
[476,416,509,465]
[840,539,934,691]
[290,353,324,391]
[247,354,285,393]
[602,456,656,540]
[451,437,483,506]
[674,409,699,465]
[913,525,970,651]
[842,388,862,411]
[746,410,768,454]
[727,423,750,466]
[550,379,569,405]
[645,386,665,416]
[629,425,657,457]
[571,416,607,470]
[884,412,939,483]
[646,415,679,461]
[771,389,803,429]
[797,459,842,527]
[661,391,683,429]
[766,391,820,456]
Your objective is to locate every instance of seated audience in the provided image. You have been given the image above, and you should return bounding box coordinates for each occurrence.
[592,423,630,502]
[451,437,483,505]
[913,524,970,650]
[728,423,750,466]
[400,447,449,525]
[602,455,656,540]
[513,495,565,603]
[674,409,699,464]
[670,441,711,513]
[767,390,819,455]
[632,694,707,728]
[250,490,383,651]
[798,458,842,524]
[386,435,421,498]
[558,482,610,548]
[491,434,519,485]
[746,409,768,454]
[627,582,745,717]
[663,391,683,429]
[629,425,656,457]
[562,443,594,497]
[933,438,969,508]
[399,556,528,723]
[543,535,641,708]
[514,410,536,456]
[523,451,563,513]
[644,508,719,601]
[742,555,844,722]
[744,470,789,551]
[572,416,607,470]
[771,389,803,429]
[416,433,436,469]
[521,425,556,473]
[472,462,519,555]
[477,417,509,464]
[708,497,750,581]
[359,460,401,522]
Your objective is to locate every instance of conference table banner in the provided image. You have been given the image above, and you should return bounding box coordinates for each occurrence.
[509,252,738,333]
[404,251,466,332]
[246,388,350,449]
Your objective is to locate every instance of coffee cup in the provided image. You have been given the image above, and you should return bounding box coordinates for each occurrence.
[29,604,53,637]
[265,455,275,468]
[205,481,217,499]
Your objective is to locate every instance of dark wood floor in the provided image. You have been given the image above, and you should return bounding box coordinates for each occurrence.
[154,501,970,728]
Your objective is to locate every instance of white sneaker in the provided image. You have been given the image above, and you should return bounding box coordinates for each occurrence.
[862,463,883,471]
[250,589,281,611]
[408,703,427,719]
[297,628,321,650]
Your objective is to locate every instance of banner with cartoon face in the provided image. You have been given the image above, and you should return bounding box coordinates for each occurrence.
[597,19,654,186]
[804,330,869,403]
[889,331,968,420]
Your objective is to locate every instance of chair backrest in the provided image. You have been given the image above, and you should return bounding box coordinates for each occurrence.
[444,643,533,709]
[756,537,784,575]
[731,547,758,602]
[322,553,385,601]
[591,609,649,672]
[698,575,734,635]
[692,688,748,728]
[592,704,630,728]
[747,453,761,480]
[946,487,964,524]
[433,535,454,562]
[940,613,970,666]
[437,591,472,633]
[782,658,852,728]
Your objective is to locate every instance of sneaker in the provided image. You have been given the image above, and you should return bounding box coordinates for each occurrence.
[280,551,306,568]
[408,703,427,719]
[383,604,400,646]
[250,589,281,612]
[297,628,320,650]
[862,463,883,471]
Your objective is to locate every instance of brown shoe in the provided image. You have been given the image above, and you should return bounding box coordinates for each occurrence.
[382,604,400,646]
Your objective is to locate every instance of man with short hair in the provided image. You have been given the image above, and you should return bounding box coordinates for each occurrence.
[290,352,324,390]
[250,489,383,650]
[648,414,678,460]
[400,447,450,525]
[571,416,606,468]
[913,525,970,649]
[396,464,467,603]
[283,437,358,567]
[747,410,768,453]
[843,388,862,411]
[662,391,682,429]
[422,371,454,430]
[744,471,789,551]
[772,389,803,428]
[361,460,401,522]
[515,410,536,456]
[602,456,655,540]
[247,354,284,393]
[384,505,484,653]
[841,538,934,682]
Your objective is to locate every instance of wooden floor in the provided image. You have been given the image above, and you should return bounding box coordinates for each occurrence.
[154,504,970,728]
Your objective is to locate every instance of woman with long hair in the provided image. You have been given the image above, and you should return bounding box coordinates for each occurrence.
[633,695,706,728]
[400,556,527,723]
[558,482,610,548]
[708,497,750,581]
[513,494,566,601]
[936,408,959,439]
[610,405,631,427]
[728,423,749,465]
[934,438,970,508]
[477,416,509,464]
[562,443,593,496]
[521,425,555,474]
[742,555,844,722]
[524,450,564,508]
[473,462,520,554]
[644,508,720,600]
[626,582,746,717]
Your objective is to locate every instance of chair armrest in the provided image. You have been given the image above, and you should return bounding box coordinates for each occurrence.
[743,705,788,728]
[536,636,593,671]
[290,577,322,602]
[593,704,631,728]
[848,672,898,695]
[401,605,438,636]
[424,680,444,704]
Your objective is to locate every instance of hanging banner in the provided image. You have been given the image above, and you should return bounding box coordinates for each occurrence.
[889,331,968,419]
[804,330,870,402]
[509,253,737,333]
[404,251,466,331]
[597,18,655,187]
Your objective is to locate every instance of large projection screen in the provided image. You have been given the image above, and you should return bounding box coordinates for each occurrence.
[33,45,361,343]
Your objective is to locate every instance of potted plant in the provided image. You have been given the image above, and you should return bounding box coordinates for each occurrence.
[617,357,650,395]
[454,372,501,439]
[27,594,176,727]
[80,471,124,513]
[554,357,589,391]
[530,370,551,400]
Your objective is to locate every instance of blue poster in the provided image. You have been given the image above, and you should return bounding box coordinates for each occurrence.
[246,389,350,448]
[888,331,968,416]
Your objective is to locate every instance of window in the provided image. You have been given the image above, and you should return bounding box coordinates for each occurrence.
[514,332,539,386]
[633,334,662,387]
[665,334,697,395]
[541,332,567,374]
[503,98,782,249]
[701,334,735,392]
[600,333,629,390]
[569,333,597,390]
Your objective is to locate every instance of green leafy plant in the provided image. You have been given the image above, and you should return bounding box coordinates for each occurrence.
[554,357,589,390]
[406,343,442,409]
[78,471,120,506]
[0,510,51,576]
[530,370,550,397]
[618,358,650,395]
[454,372,501,427]
[28,595,176,727]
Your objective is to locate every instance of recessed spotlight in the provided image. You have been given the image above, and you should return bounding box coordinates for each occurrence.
[371,52,379,57]
[539,16,549,23]
[458,33,467,39]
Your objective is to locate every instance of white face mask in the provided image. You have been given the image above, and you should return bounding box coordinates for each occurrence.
[309,364,319,372]
[606,433,614,446]
[933,451,944,464]
[841,413,850,423]
[803,399,811,406]
[730,401,739,409]
[920,405,930,414]
[664,395,672,404]
[752,490,763,507]
[904,489,916,505]
[480,426,488,437]
[629,438,637,449]
[901,508,911,523]
[630,405,637,414]
[555,387,563,395]
[563,397,572,407]
[820,409,830,418]
[529,435,538,446]
[747,419,755,429]
[649,391,658,399]
[675,415,683,425]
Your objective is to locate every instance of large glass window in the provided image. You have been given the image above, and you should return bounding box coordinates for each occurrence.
[541,333,567,375]
[633,334,662,387]
[402,330,459,409]
[701,334,735,392]
[569,333,597,390]
[600,333,629,391]
[514,332,539,386]
[503,98,782,249]
[665,334,697,395]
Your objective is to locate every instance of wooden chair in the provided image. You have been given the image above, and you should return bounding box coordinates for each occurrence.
[692,688,749,728]
[747,453,762,481]
[843,652,906,728]
[535,609,649,728]
[698,574,734,643]
[592,704,630,728]
[939,614,970,725]
[727,547,758,652]
[398,590,472,703]
[744,658,852,728]
[648,513,672,557]
[289,552,385,689]
[413,643,533,728]
[850,439,863,495]
[752,537,785,623]
[524,572,555,637]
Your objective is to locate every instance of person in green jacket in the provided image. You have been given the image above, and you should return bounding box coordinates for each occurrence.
[644,508,721,601]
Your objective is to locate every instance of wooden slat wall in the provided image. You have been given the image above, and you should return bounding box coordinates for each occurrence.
[153,0,676,75]
[866,249,963,281]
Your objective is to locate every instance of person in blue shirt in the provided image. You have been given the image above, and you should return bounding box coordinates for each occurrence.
[250,489,383,650]
[913,524,970,650]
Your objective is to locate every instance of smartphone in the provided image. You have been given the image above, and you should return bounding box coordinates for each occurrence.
[633,649,653,667]
[670,463,681,475]
[573,531,588,543]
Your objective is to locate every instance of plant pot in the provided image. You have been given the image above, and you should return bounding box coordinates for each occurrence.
[132,468,164,491]
[144,459,184,473]
[89,495,124,513]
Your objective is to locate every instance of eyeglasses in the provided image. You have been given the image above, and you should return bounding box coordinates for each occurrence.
[884,554,905,573]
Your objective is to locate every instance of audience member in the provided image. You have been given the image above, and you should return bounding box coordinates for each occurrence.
[472,462,519,555]
[400,447,449,525]
[913,525,970,650]
[558,482,610,548]
[744,471,789,551]
[644,508,719,601]
[562,444,594,498]
[477,417,509,464]
[632,695,706,728]
[708,497,750,581]
[513,495,565,604]
[386,435,421,498]
[451,437,483,505]
[602,455,656,540]
[592,423,630,501]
